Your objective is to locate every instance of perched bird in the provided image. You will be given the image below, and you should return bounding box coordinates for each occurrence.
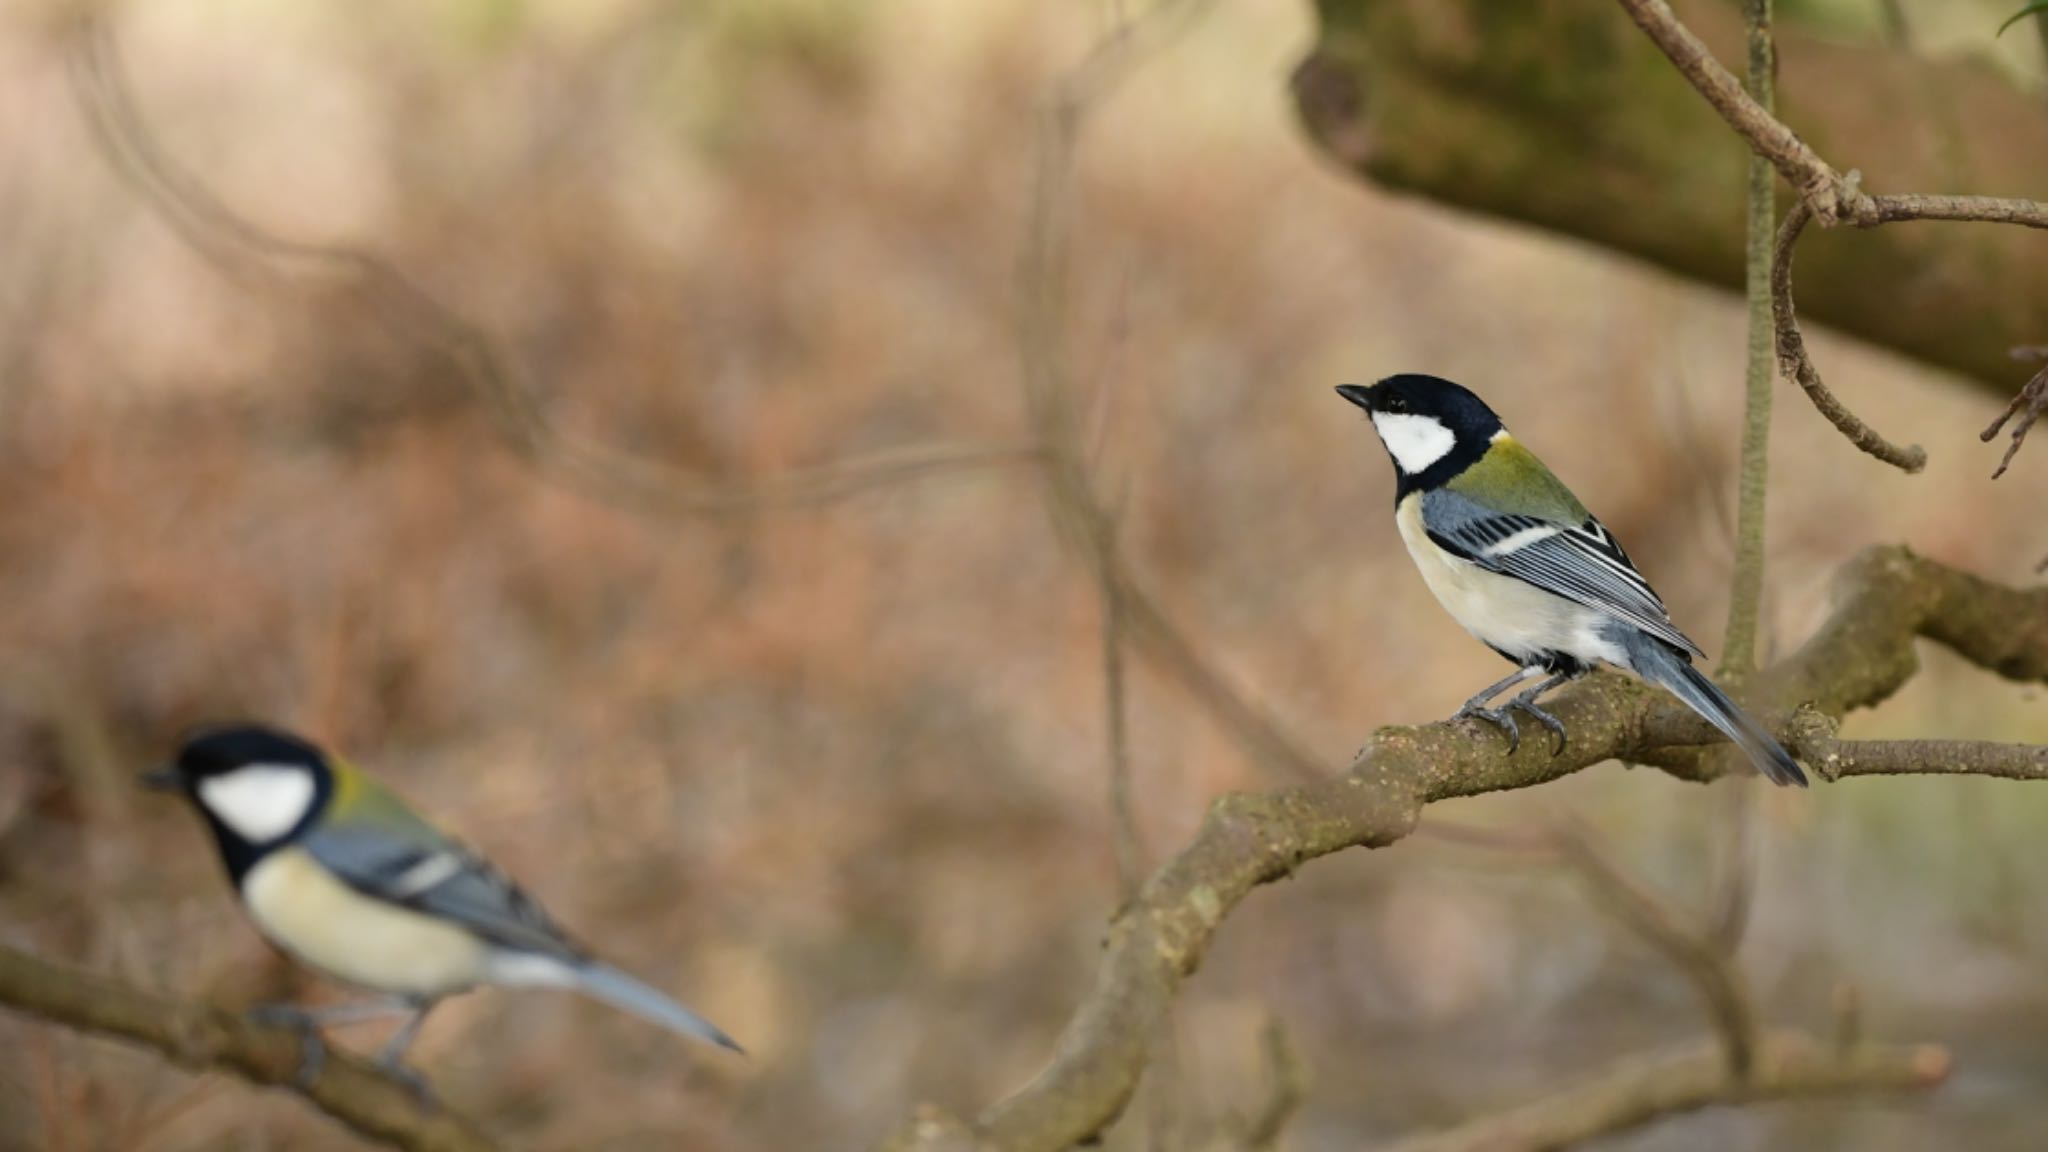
[144,724,742,1087]
[1335,374,1806,787]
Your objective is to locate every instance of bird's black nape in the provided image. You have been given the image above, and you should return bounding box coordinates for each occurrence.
[169,723,326,784]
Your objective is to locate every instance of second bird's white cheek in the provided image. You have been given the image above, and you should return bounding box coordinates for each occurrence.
[197,766,316,842]
[1371,413,1455,473]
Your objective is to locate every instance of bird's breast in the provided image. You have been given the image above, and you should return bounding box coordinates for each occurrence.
[242,848,489,998]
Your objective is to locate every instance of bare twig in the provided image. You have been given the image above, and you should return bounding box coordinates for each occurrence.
[1100,513,1144,901]
[1769,202,1927,472]
[1619,0,2048,473]
[1833,982,1864,1054]
[0,946,497,1152]
[1789,725,2048,783]
[879,546,2048,1152]
[1612,0,1857,222]
[1215,1020,1307,1152]
[1549,818,1758,1080]
[1722,0,1778,676]
[1369,1031,1947,1152]
[1861,192,2048,229]
[1768,192,2048,476]
[1704,780,1756,955]
[1016,0,1318,785]
[66,14,1042,518]
[1980,355,2047,479]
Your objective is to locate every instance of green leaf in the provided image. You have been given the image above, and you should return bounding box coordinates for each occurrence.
[1997,1,2048,37]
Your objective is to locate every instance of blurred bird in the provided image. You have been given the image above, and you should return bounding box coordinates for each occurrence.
[144,724,742,1088]
[1335,374,1806,787]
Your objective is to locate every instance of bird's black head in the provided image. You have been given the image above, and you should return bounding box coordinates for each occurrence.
[144,724,334,880]
[1335,374,1505,496]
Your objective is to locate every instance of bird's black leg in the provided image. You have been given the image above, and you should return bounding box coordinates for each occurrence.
[1504,671,1574,755]
[1451,666,1545,753]
[248,1003,329,1088]
[248,999,422,1090]
[374,999,438,1105]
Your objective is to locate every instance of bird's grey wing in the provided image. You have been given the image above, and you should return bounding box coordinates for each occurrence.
[1420,488,1707,659]
[301,822,584,961]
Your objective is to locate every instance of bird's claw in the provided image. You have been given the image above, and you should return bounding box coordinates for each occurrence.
[1455,704,1522,754]
[376,1056,437,1108]
[248,1004,327,1089]
[1507,698,1569,756]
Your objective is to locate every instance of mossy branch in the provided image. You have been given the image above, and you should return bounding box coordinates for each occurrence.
[1294,0,2048,423]
[880,546,2048,1151]
[0,946,498,1152]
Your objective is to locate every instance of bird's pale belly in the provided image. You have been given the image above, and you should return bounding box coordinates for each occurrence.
[1394,497,1626,668]
[242,849,488,998]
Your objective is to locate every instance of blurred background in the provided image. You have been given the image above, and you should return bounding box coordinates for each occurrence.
[0,0,2044,1148]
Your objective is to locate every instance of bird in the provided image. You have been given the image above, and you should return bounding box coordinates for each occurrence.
[1334,373,1806,787]
[143,723,742,1090]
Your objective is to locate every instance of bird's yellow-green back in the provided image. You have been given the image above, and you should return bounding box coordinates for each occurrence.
[1446,435,1588,524]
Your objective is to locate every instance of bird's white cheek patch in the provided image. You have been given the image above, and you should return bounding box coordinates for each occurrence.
[197,765,316,842]
[1371,413,1455,473]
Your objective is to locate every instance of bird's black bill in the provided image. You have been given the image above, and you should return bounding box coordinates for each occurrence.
[139,765,181,792]
[1335,383,1374,411]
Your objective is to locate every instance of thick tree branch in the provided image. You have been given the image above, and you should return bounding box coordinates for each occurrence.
[1295,1,2048,399]
[1617,0,2048,474]
[66,14,1042,519]
[0,945,497,1152]
[879,546,2048,1152]
[1371,1031,1948,1152]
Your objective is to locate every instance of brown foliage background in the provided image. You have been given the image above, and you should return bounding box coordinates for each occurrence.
[0,1,2044,1148]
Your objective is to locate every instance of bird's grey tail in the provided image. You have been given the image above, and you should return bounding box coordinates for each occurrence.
[1626,637,1808,788]
[571,962,745,1054]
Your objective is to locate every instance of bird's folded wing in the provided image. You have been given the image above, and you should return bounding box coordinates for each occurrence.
[302,817,584,960]
[1420,489,1707,659]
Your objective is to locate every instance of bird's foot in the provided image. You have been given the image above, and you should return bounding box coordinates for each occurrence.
[1506,697,1569,756]
[1454,703,1522,754]
[248,1004,327,1089]
[375,1056,437,1108]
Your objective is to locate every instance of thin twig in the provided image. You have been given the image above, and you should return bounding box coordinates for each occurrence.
[1100,516,1144,902]
[1015,0,1317,785]
[66,14,1042,518]
[1796,733,2048,783]
[1369,1031,1947,1152]
[1770,201,1927,472]
[1612,0,1857,221]
[1619,0,2048,473]
[1705,780,1756,956]
[1549,817,1759,1080]
[1766,191,2048,477]
[1979,356,2047,479]
[1722,0,1778,676]
[1221,1020,1307,1152]
[0,946,497,1152]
